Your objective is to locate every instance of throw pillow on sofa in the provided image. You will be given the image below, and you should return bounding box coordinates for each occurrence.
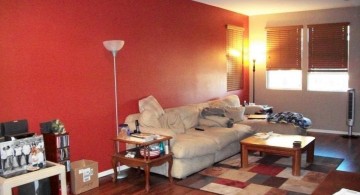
[138,95,164,118]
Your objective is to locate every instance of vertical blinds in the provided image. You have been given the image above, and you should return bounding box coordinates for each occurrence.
[226,25,244,91]
[308,22,349,72]
[266,25,303,70]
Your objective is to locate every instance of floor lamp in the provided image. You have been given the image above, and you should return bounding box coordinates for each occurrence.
[252,59,256,103]
[103,40,125,179]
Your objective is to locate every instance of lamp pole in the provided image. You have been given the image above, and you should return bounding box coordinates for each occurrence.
[103,40,125,179]
[252,59,256,103]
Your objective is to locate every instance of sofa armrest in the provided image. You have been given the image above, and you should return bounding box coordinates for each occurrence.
[244,105,264,115]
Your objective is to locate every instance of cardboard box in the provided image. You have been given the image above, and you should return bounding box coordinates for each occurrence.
[71,160,99,194]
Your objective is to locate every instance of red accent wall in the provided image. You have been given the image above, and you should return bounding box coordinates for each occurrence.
[0,0,249,171]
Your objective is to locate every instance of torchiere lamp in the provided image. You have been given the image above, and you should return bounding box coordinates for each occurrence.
[103,40,125,179]
[252,59,256,103]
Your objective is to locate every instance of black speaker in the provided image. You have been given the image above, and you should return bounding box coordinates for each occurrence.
[0,123,4,137]
[40,120,55,134]
[2,119,28,136]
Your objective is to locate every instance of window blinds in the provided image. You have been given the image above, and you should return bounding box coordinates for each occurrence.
[266,25,303,70]
[226,25,244,91]
[308,22,349,72]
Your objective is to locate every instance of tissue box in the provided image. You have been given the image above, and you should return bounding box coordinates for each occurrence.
[70,160,99,194]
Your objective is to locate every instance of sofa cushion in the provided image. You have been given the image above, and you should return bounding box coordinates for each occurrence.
[138,110,162,128]
[199,116,230,127]
[167,105,200,129]
[138,95,164,118]
[171,134,217,158]
[224,106,246,122]
[186,126,246,150]
[159,110,186,134]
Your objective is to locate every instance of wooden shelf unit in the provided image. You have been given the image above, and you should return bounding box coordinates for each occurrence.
[43,132,70,195]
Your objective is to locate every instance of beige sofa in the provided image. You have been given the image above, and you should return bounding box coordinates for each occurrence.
[124,95,305,179]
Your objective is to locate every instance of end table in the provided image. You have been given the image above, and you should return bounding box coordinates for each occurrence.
[112,134,173,192]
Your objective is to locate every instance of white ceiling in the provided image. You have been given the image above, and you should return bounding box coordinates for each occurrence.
[193,0,360,16]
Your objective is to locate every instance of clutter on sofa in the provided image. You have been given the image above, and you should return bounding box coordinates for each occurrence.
[267,111,312,129]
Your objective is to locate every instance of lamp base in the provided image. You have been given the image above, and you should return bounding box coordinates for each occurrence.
[117,171,128,179]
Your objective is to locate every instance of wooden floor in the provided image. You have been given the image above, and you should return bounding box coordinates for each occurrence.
[81,132,360,195]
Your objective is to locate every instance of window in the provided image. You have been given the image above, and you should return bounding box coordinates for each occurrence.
[267,70,302,90]
[308,72,349,92]
[226,25,244,91]
[266,25,303,90]
[307,22,350,92]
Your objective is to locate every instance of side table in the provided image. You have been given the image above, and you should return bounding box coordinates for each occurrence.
[0,161,67,195]
[112,134,173,192]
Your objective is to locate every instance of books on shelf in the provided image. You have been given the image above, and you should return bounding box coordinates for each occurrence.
[57,147,70,161]
[55,134,70,148]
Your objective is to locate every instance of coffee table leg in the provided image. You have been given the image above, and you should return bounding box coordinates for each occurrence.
[306,140,315,163]
[293,150,301,176]
[241,144,248,168]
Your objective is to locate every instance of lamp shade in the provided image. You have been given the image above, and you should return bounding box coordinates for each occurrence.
[103,40,125,52]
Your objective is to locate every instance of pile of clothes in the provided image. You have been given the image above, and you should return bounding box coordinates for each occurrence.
[267,111,312,129]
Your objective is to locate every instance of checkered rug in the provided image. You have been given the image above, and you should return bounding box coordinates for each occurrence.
[177,153,343,194]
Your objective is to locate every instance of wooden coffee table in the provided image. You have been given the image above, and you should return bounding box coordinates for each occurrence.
[240,134,315,176]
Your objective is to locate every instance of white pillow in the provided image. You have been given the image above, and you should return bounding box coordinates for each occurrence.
[225,106,245,122]
[138,95,164,118]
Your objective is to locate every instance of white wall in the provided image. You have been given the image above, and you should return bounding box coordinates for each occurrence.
[249,6,360,132]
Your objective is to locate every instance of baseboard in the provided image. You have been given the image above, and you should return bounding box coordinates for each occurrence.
[98,165,130,178]
[307,128,360,136]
